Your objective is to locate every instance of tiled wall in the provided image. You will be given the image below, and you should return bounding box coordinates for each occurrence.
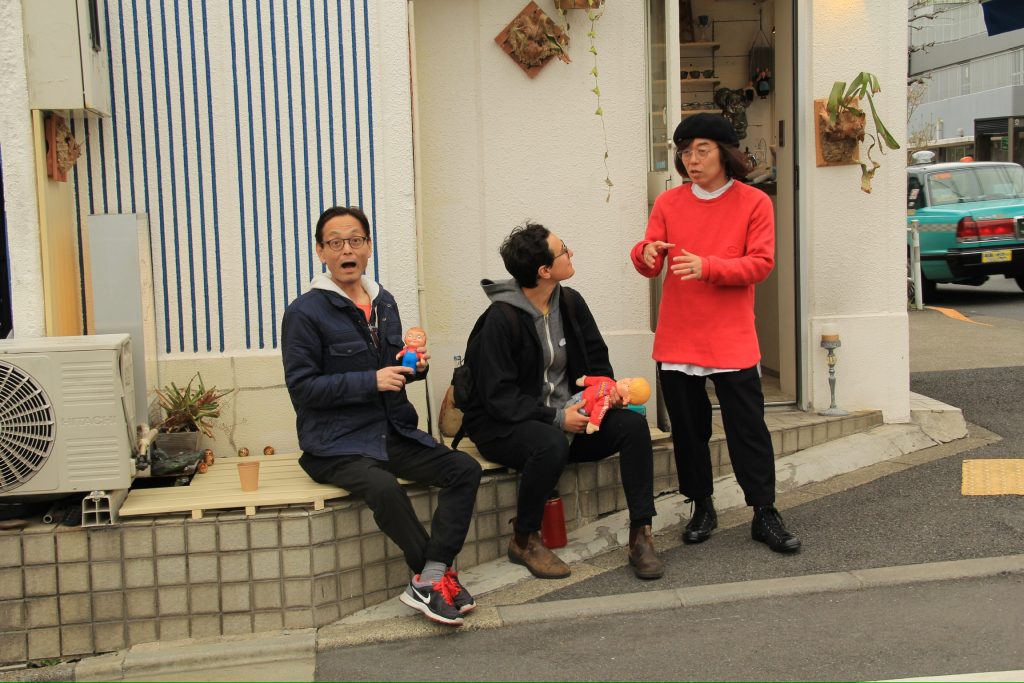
[0,444,674,665]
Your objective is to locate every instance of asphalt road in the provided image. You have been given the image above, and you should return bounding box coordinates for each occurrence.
[926,276,1024,321]
[316,574,1024,682]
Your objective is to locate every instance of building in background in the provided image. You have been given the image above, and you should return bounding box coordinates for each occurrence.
[909,0,1024,163]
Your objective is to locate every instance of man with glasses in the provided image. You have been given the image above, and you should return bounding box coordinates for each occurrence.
[632,113,801,556]
[281,206,482,627]
[461,223,665,581]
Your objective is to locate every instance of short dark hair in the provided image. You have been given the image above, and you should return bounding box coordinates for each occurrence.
[500,223,553,289]
[315,206,371,244]
[673,140,751,181]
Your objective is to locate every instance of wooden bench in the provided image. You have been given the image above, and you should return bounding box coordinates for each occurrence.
[118,428,669,520]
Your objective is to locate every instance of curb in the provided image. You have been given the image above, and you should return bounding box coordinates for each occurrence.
[74,629,316,682]
[316,553,1024,650]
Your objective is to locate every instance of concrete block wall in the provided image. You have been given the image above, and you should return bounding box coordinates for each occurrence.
[0,446,668,665]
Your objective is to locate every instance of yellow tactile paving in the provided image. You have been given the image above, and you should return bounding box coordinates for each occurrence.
[961,459,1024,496]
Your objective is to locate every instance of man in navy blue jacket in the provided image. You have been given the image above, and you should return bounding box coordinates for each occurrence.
[281,207,481,627]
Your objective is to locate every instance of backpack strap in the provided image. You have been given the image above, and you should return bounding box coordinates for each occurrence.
[451,301,522,450]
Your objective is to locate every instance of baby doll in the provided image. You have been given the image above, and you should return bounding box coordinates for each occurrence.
[567,375,651,434]
[396,327,427,373]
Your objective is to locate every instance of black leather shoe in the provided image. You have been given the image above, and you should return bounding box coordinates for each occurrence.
[683,497,717,544]
[751,506,801,553]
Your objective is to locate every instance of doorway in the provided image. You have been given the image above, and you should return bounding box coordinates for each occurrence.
[646,0,799,409]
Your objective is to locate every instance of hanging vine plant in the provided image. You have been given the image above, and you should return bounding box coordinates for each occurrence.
[556,0,613,201]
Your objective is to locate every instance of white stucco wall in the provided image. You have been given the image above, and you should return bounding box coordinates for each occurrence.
[412,0,656,421]
[371,1,418,322]
[0,0,45,337]
[801,0,910,422]
[155,0,417,456]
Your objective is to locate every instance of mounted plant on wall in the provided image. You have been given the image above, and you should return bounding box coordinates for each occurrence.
[554,0,612,201]
[495,1,570,79]
[814,72,900,193]
[44,113,81,182]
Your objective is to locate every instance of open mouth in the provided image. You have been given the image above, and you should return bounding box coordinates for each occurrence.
[340,260,358,269]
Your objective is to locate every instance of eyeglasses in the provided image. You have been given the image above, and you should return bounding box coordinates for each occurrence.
[554,241,570,259]
[679,145,716,161]
[321,236,368,251]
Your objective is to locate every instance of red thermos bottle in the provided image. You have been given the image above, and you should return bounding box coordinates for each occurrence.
[540,492,567,549]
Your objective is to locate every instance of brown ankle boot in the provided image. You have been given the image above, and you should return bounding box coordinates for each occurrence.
[507,532,571,579]
[628,525,665,580]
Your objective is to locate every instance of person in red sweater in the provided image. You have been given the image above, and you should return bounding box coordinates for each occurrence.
[630,113,800,554]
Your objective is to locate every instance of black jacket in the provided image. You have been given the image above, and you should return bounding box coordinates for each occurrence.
[462,285,614,444]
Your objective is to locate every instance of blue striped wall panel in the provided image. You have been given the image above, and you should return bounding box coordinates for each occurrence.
[72,0,379,354]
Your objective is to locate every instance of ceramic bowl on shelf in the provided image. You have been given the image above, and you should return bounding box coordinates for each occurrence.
[703,69,714,78]
[689,69,701,79]
[680,71,689,79]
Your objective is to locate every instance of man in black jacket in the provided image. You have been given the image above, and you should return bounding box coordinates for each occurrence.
[281,207,481,627]
[463,223,664,580]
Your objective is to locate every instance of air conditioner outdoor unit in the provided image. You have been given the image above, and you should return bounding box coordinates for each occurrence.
[0,334,137,502]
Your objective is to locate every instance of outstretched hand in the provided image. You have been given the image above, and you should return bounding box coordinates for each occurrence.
[670,248,702,281]
[642,241,675,268]
[377,366,413,392]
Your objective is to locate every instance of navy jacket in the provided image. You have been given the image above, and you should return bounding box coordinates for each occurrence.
[281,278,435,460]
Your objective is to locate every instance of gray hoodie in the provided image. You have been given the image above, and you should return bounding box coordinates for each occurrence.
[481,278,572,428]
[309,272,380,302]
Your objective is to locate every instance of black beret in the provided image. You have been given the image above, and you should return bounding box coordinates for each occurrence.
[673,113,739,147]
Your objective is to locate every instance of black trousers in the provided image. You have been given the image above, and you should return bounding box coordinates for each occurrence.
[299,433,482,572]
[475,409,657,532]
[659,366,775,507]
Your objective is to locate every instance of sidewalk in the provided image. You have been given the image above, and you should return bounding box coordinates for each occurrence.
[7,395,1016,682]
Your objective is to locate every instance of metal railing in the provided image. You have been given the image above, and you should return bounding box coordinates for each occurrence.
[908,220,924,310]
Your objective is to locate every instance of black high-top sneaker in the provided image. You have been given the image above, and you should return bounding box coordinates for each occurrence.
[751,506,801,553]
[682,497,718,544]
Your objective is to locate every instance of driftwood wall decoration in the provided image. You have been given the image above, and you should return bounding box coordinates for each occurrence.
[495,1,570,78]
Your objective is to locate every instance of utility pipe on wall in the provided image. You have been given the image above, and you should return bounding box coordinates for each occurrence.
[407,1,439,436]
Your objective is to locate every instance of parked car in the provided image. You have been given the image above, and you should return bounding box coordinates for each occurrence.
[907,160,1024,301]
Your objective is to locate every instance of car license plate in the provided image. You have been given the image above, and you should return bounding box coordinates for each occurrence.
[981,249,1012,264]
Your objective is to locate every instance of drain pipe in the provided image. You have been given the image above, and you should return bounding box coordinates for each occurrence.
[407,1,438,437]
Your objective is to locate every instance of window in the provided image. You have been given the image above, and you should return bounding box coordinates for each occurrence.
[908,176,925,210]
[926,165,1024,205]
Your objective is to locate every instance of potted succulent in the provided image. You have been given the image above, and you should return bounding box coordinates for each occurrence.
[155,373,233,456]
[815,72,900,193]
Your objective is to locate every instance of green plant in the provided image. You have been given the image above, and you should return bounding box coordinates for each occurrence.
[822,72,901,193]
[156,373,233,437]
[556,0,613,201]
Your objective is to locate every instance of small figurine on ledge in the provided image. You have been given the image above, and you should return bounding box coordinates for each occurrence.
[396,327,428,373]
[567,375,652,434]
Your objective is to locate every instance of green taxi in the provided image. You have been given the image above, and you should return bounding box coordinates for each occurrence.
[907,161,1024,300]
